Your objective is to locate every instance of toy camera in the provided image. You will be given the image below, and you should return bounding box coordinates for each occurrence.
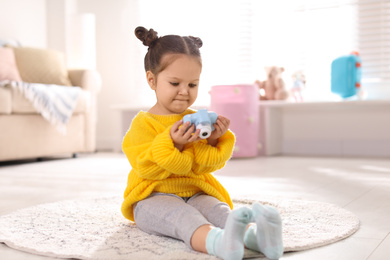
[183,109,218,139]
[331,52,362,98]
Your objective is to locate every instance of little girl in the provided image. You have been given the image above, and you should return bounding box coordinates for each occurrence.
[121,26,283,260]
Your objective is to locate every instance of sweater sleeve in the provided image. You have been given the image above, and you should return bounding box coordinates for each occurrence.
[122,116,194,180]
[191,130,235,174]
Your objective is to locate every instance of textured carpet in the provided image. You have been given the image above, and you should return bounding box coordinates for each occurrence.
[0,195,359,260]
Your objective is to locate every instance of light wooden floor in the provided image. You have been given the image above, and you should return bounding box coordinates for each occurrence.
[0,152,389,260]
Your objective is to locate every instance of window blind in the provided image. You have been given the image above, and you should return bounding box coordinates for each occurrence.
[357,0,390,97]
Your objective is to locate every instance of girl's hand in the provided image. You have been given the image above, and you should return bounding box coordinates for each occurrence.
[207,116,230,146]
[170,120,201,151]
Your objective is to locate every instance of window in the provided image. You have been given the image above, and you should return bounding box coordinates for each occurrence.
[357,0,390,99]
[137,0,390,105]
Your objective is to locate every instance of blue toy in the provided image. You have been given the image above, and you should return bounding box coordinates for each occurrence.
[331,52,362,98]
[183,109,218,139]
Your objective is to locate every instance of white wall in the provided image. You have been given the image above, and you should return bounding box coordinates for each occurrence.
[46,0,78,53]
[0,0,47,47]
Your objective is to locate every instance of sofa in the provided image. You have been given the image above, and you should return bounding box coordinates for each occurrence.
[0,46,101,162]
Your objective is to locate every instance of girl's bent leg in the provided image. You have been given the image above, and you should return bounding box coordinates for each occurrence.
[187,193,231,228]
[134,193,211,248]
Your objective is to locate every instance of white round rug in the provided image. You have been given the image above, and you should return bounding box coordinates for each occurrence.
[0,196,359,260]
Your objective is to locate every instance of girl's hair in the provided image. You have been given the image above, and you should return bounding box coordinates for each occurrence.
[134,26,203,75]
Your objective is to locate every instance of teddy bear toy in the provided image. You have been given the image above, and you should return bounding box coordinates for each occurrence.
[255,66,289,100]
[183,109,218,139]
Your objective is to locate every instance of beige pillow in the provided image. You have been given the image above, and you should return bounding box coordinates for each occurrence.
[12,47,72,86]
[0,47,22,81]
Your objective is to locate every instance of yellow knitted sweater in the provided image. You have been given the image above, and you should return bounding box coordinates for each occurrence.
[121,109,235,221]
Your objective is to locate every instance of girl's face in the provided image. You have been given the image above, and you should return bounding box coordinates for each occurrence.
[147,54,201,115]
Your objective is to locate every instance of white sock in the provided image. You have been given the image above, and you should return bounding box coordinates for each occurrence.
[206,207,252,260]
[244,203,284,259]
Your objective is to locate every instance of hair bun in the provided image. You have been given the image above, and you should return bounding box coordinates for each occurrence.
[135,26,159,47]
[189,36,203,48]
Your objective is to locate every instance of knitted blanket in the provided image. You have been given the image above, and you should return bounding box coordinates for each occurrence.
[0,80,81,134]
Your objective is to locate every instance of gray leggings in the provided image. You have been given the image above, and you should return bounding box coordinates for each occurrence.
[133,192,231,248]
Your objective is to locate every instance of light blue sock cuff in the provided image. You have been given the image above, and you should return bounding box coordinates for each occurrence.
[205,227,222,256]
